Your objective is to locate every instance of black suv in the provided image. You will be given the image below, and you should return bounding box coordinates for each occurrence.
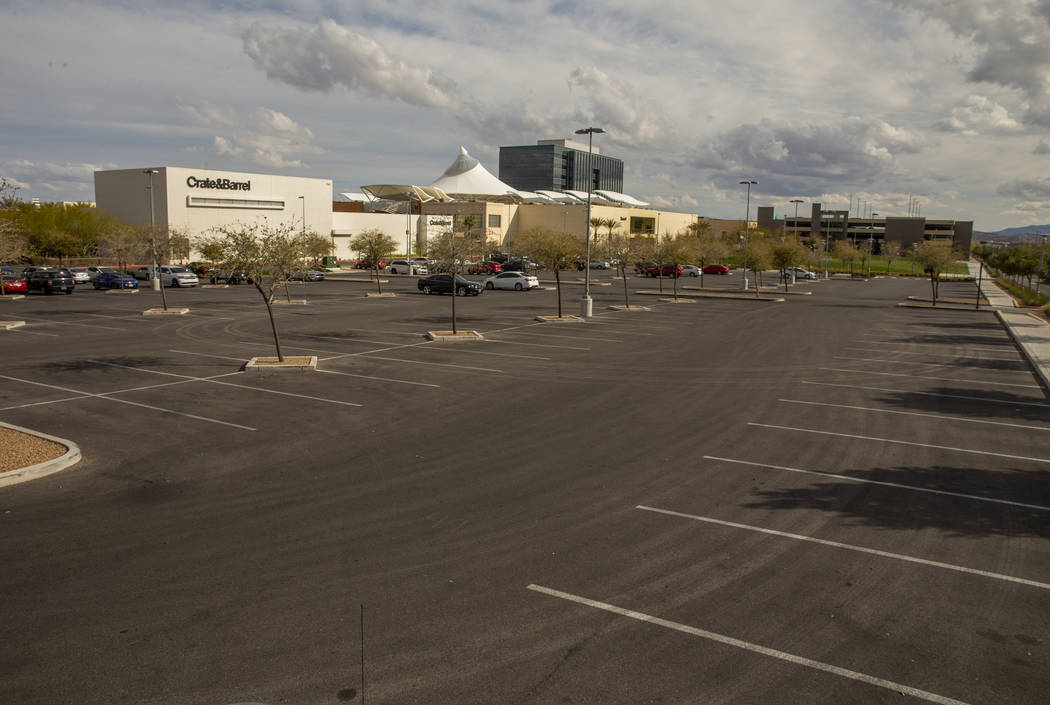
[417,273,483,296]
[27,269,75,295]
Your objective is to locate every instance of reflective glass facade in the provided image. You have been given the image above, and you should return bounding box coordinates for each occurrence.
[499,144,624,193]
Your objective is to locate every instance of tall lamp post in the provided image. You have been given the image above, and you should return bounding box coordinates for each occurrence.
[867,211,878,278]
[575,126,605,317]
[144,169,160,291]
[790,199,803,242]
[739,180,758,289]
[298,195,305,235]
[1037,235,1047,297]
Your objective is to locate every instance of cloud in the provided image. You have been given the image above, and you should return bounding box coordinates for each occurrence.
[568,66,677,147]
[881,1,1050,125]
[688,117,923,187]
[1034,140,1050,155]
[242,19,461,111]
[1,160,117,194]
[997,177,1050,201]
[180,102,323,168]
[933,95,1022,133]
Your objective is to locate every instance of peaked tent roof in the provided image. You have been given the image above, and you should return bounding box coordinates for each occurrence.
[429,146,525,201]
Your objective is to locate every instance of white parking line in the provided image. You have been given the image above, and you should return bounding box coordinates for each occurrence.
[6,328,59,337]
[818,367,1041,389]
[842,346,1020,361]
[747,422,1050,464]
[19,317,126,331]
[482,339,589,351]
[527,584,972,705]
[856,338,1014,353]
[494,331,625,343]
[364,356,502,373]
[169,349,248,362]
[315,368,439,387]
[702,456,1050,512]
[0,373,257,430]
[635,505,1050,591]
[833,356,945,367]
[801,381,1050,408]
[778,398,1050,431]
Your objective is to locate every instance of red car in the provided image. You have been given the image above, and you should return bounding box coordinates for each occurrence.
[356,259,385,270]
[645,264,683,277]
[1,275,28,294]
[703,264,730,275]
[467,260,502,275]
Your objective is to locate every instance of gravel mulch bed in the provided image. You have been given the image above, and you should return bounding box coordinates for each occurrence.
[0,427,67,473]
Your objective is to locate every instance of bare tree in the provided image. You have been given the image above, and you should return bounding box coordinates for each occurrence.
[742,233,773,296]
[687,222,728,289]
[832,240,862,279]
[194,235,226,284]
[349,229,397,294]
[517,225,583,317]
[607,231,640,309]
[427,229,476,333]
[770,240,809,292]
[882,240,903,274]
[212,221,311,362]
[103,223,149,278]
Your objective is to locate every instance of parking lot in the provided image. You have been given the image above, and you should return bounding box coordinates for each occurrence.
[1,272,1048,705]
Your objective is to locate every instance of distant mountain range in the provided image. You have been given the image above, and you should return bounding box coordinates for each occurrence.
[979,224,1050,240]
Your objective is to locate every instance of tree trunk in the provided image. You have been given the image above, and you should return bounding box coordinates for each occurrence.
[555,268,562,317]
[621,266,630,308]
[375,265,382,294]
[930,273,938,306]
[262,288,284,361]
[159,268,169,310]
[672,268,679,300]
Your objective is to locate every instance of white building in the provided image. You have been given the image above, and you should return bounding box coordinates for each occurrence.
[94,167,333,244]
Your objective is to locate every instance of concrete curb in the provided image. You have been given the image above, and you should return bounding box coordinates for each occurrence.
[0,294,26,300]
[244,355,318,371]
[143,307,190,316]
[1,320,26,330]
[426,330,484,342]
[273,299,308,305]
[608,305,651,311]
[996,310,1050,395]
[637,290,784,302]
[536,315,585,322]
[365,292,397,298]
[0,421,82,488]
[896,302,996,312]
[104,289,140,294]
[659,298,694,303]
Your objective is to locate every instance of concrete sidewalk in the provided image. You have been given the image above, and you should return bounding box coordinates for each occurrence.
[970,260,1050,393]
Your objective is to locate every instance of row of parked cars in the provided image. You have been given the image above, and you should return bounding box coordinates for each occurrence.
[417,270,541,295]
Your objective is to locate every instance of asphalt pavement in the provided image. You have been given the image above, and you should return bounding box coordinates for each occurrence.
[0,272,1048,705]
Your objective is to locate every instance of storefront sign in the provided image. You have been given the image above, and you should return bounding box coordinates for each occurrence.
[186,176,251,191]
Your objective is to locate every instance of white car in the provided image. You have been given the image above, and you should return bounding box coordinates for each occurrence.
[484,271,540,290]
[783,267,818,280]
[389,259,427,275]
[84,265,119,281]
[138,265,199,287]
[67,267,92,284]
[681,265,701,277]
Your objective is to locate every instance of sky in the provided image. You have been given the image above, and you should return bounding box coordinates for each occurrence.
[1,0,1049,232]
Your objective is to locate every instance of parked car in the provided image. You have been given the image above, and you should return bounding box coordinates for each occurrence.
[1,275,28,294]
[484,271,540,290]
[290,269,326,281]
[501,259,540,272]
[644,264,683,277]
[67,267,92,284]
[588,260,611,269]
[356,259,385,270]
[389,259,427,275]
[783,266,818,280]
[84,265,119,281]
[467,260,501,275]
[681,265,701,277]
[27,269,75,294]
[93,272,139,290]
[703,264,730,275]
[186,261,212,277]
[417,273,483,296]
[160,266,199,287]
[207,268,252,284]
[634,261,656,274]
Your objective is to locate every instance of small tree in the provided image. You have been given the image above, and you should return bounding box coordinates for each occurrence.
[349,229,397,294]
[301,232,335,269]
[427,229,475,333]
[0,228,27,297]
[104,223,148,277]
[833,240,862,279]
[213,221,310,361]
[517,225,583,317]
[742,234,773,296]
[689,224,728,289]
[607,231,640,308]
[913,239,958,306]
[882,240,903,274]
[195,235,226,284]
[770,240,809,292]
[660,235,693,301]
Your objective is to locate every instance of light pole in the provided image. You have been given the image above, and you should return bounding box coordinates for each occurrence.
[790,199,803,242]
[575,127,604,317]
[867,211,878,278]
[739,180,758,289]
[298,195,305,235]
[144,169,160,291]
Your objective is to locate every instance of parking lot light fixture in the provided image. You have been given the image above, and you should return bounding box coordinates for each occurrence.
[867,211,878,278]
[575,126,605,317]
[790,199,803,242]
[739,180,758,289]
[143,169,162,294]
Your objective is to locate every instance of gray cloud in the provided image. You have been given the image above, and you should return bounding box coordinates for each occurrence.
[997,177,1050,201]
[243,19,460,111]
[1034,140,1050,155]
[179,102,323,169]
[932,95,1022,133]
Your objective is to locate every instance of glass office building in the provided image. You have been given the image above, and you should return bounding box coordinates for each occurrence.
[499,139,623,194]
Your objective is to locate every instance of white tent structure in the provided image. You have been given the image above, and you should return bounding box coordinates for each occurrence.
[429,146,526,202]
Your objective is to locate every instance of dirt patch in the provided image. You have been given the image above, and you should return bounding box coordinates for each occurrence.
[0,427,67,472]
